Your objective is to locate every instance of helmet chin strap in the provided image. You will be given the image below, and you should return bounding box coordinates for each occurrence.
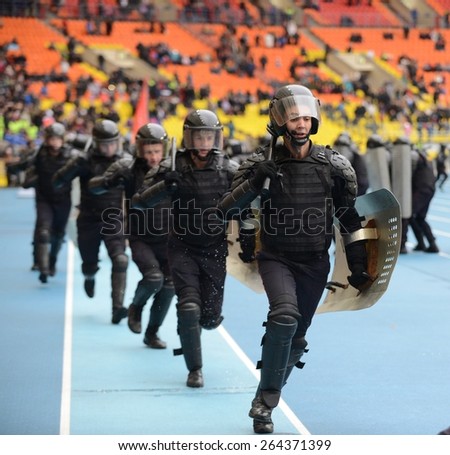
[285,130,310,152]
[191,149,212,161]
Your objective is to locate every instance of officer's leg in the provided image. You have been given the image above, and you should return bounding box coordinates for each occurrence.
[49,232,65,276]
[414,195,439,253]
[128,275,162,333]
[250,295,299,434]
[77,215,101,298]
[283,335,308,386]
[175,287,203,387]
[409,217,426,251]
[36,227,51,283]
[198,242,227,330]
[49,200,71,276]
[128,239,163,334]
[110,252,129,324]
[35,201,53,283]
[144,277,175,349]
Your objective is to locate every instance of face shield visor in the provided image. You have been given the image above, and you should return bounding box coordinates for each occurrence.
[183,128,223,152]
[270,95,321,132]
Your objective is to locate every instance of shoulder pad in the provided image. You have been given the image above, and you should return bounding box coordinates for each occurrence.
[225,157,240,173]
[159,157,172,171]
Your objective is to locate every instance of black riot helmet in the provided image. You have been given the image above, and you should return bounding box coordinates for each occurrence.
[269,85,321,139]
[92,119,120,145]
[135,123,169,158]
[183,110,223,157]
[45,122,66,139]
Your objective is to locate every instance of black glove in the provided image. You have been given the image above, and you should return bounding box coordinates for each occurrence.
[164,171,181,189]
[238,228,256,263]
[347,264,371,290]
[250,160,278,191]
[104,168,131,188]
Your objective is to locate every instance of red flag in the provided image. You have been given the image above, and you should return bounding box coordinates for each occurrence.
[131,79,149,143]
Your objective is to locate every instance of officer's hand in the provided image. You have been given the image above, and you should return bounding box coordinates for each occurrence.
[347,265,371,290]
[250,160,278,190]
[164,171,181,189]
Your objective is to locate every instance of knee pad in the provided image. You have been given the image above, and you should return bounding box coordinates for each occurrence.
[178,286,201,307]
[268,294,301,322]
[112,253,128,272]
[82,262,99,277]
[37,228,51,244]
[141,269,164,292]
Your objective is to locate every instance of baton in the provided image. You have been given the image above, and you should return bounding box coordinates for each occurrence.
[171,137,176,171]
[261,134,277,197]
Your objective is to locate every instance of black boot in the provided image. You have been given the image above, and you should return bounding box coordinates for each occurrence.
[128,304,143,333]
[249,394,274,434]
[186,369,203,388]
[144,326,167,349]
[112,270,128,324]
[142,284,174,345]
[127,279,162,334]
[36,242,50,284]
[84,276,95,298]
[48,234,64,276]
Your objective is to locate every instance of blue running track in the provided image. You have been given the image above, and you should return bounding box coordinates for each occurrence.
[1,182,450,436]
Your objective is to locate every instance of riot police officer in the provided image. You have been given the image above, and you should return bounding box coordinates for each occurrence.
[53,119,129,324]
[333,131,369,195]
[218,85,369,434]
[89,123,174,347]
[20,123,77,283]
[133,110,239,388]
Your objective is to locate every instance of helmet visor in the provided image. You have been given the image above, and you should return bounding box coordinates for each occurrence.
[183,128,223,151]
[271,95,321,129]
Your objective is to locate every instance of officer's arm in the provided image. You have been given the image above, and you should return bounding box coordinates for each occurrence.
[330,150,369,288]
[89,158,132,195]
[217,155,262,219]
[53,154,86,189]
[131,162,172,209]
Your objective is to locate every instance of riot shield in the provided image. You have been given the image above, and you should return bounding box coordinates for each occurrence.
[317,188,401,314]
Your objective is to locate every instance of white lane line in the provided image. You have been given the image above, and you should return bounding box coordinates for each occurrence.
[217,325,311,435]
[59,240,75,435]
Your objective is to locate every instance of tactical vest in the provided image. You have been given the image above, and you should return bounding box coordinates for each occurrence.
[127,159,172,241]
[35,145,73,202]
[172,152,232,247]
[79,153,124,214]
[261,145,334,259]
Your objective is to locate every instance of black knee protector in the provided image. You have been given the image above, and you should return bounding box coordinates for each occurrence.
[258,314,298,408]
[141,270,164,293]
[269,294,301,321]
[178,286,202,307]
[112,253,128,273]
[82,262,99,277]
[175,302,202,371]
[37,228,51,244]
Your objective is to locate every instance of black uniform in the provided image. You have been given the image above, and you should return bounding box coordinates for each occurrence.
[89,154,174,346]
[53,144,129,322]
[406,149,439,253]
[18,139,78,282]
[133,150,238,383]
[227,84,369,434]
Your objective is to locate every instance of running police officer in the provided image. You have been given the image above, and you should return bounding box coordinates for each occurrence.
[53,119,129,324]
[20,122,77,283]
[133,110,238,388]
[89,123,174,347]
[218,85,369,434]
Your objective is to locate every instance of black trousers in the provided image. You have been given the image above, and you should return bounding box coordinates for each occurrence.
[257,250,330,336]
[77,211,126,275]
[168,234,227,327]
[129,236,171,281]
[34,197,71,241]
